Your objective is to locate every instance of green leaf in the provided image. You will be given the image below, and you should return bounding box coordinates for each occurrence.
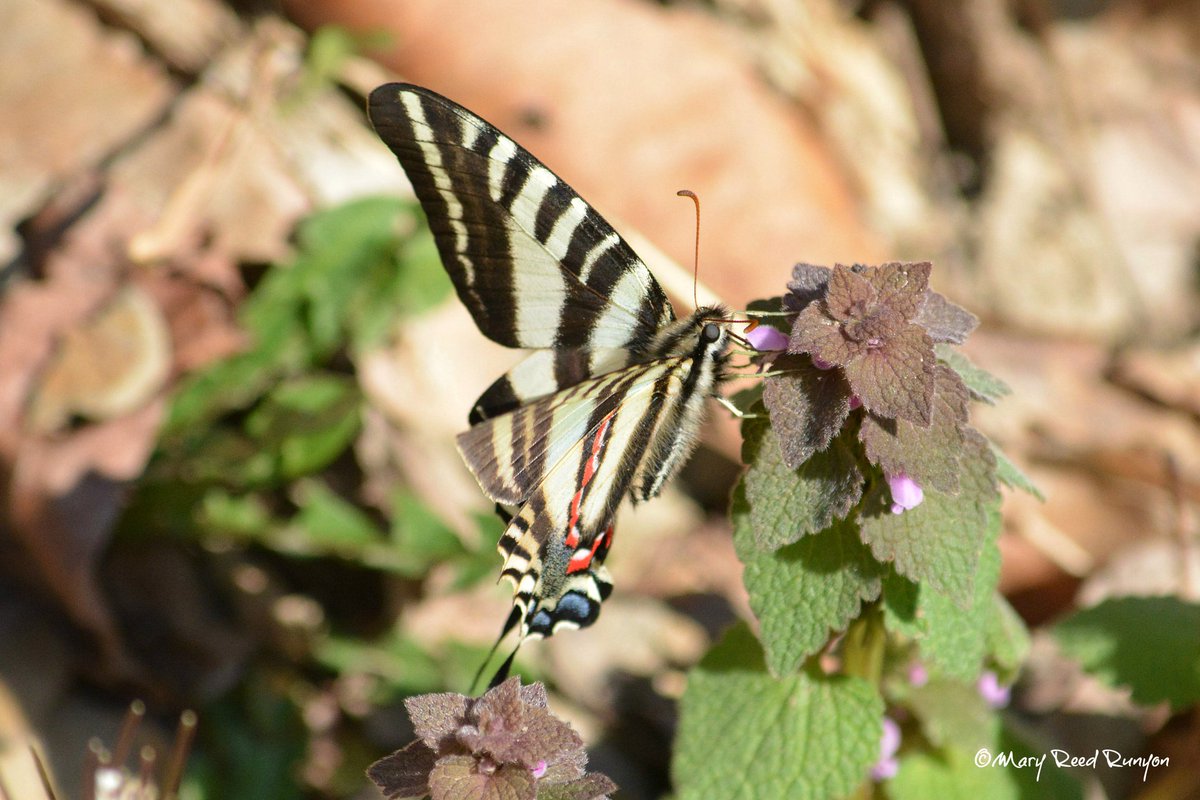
[913,502,1002,680]
[245,374,361,479]
[991,443,1044,501]
[881,570,924,638]
[166,342,304,436]
[182,427,278,488]
[289,479,382,550]
[907,679,997,752]
[393,225,454,316]
[301,26,360,94]
[1054,596,1200,709]
[164,198,449,436]
[890,726,1082,800]
[859,429,997,606]
[733,482,883,676]
[384,490,469,577]
[673,623,883,800]
[935,344,1010,404]
[986,595,1031,678]
[314,633,446,698]
[187,674,307,800]
[740,407,864,551]
[447,511,507,590]
[199,490,274,538]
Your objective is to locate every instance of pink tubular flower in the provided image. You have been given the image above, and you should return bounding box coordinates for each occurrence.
[887,473,923,514]
[907,662,928,687]
[871,717,901,781]
[531,760,548,779]
[746,324,789,352]
[978,671,1011,708]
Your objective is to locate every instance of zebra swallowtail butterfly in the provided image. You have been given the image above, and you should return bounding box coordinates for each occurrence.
[368,84,731,679]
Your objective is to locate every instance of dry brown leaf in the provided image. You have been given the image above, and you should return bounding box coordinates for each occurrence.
[25,285,171,435]
[89,0,241,73]
[284,0,884,310]
[0,0,171,263]
[1109,340,1200,418]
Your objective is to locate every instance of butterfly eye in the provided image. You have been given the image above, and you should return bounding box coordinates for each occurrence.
[701,322,721,343]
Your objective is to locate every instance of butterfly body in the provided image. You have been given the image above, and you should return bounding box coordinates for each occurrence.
[368,83,730,650]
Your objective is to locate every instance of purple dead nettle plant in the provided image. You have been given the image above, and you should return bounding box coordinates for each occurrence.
[368,677,616,800]
[756,262,982,509]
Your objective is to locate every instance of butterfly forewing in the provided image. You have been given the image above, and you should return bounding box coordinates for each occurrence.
[368,84,673,352]
[368,83,731,665]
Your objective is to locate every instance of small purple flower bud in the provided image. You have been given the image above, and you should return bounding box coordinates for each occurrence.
[907,662,928,687]
[978,671,1011,708]
[887,473,923,514]
[870,717,901,781]
[746,324,789,352]
[848,394,862,410]
[811,355,835,370]
[531,760,547,779]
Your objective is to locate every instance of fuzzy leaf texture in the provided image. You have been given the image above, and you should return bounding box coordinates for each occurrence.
[733,483,884,675]
[370,679,614,800]
[891,500,1003,679]
[917,292,978,345]
[861,429,998,608]
[673,624,883,800]
[368,741,437,800]
[1054,596,1200,709]
[859,365,971,494]
[740,407,864,551]
[990,444,1045,501]
[935,344,1008,404]
[906,679,998,752]
[762,354,853,469]
[788,263,937,425]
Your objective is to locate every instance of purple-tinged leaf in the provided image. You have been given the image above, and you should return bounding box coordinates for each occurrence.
[785,262,832,310]
[869,261,930,321]
[918,292,978,344]
[536,773,619,800]
[428,754,536,800]
[843,324,936,425]
[405,692,471,753]
[859,365,970,493]
[762,355,853,469]
[368,741,437,799]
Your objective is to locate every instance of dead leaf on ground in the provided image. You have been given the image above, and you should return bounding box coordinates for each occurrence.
[0,0,171,263]
[284,0,885,310]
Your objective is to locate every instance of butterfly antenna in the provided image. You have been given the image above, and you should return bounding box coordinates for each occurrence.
[676,189,702,311]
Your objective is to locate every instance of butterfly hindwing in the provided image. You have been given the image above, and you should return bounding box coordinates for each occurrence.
[468,347,634,424]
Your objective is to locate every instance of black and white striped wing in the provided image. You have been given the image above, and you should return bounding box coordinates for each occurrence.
[368,82,733,677]
[368,83,674,357]
[456,354,699,637]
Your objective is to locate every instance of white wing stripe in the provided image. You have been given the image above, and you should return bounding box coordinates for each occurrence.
[488,135,519,202]
[546,197,589,262]
[578,232,620,284]
[589,269,652,349]
[401,93,474,283]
